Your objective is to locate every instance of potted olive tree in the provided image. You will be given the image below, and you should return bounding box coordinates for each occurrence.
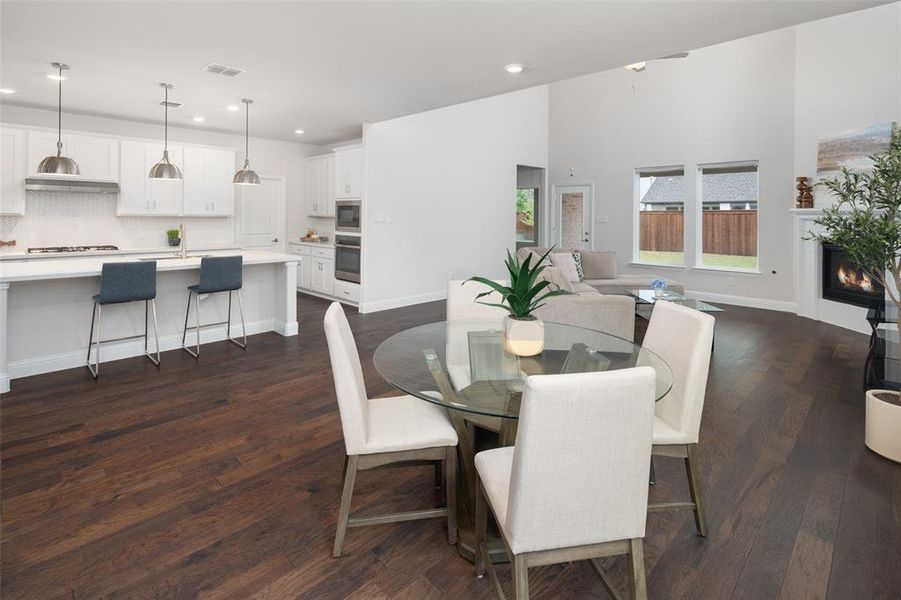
[809,133,901,462]
[466,248,573,356]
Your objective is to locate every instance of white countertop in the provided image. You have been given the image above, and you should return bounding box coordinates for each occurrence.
[0,245,242,261]
[0,249,298,283]
[289,239,335,248]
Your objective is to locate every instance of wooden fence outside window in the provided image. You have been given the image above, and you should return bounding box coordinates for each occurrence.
[639,210,757,256]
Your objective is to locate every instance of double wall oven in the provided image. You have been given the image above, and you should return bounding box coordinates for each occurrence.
[335,235,361,283]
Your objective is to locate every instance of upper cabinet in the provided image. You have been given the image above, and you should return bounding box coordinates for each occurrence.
[182,147,236,216]
[118,141,184,216]
[26,131,119,180]
[0,127,27,215]
[306,153,335,217]
[335,146,363,199]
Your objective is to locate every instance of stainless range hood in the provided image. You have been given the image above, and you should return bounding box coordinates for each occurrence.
[24,175,119,194]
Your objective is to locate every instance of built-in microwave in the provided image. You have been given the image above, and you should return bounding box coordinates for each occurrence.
[335,200,361,233]
[335,235,361,283]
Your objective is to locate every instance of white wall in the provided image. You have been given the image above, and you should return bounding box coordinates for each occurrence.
[361,86,549,312]
[547,2,901,308]
[0,104,319,247]
[548,28,797,307]
[794,2,901,207]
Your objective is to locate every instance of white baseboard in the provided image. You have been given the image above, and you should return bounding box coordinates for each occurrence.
[685,290,798,313]
[275,320,299,336]
[0,374,9,395]
[359,290,446,314]
[7,319,274,382]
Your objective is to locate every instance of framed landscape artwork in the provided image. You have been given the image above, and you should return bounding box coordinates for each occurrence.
[816,121,897,203]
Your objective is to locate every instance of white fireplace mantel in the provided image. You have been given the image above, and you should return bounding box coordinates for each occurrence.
[792,207,871,335]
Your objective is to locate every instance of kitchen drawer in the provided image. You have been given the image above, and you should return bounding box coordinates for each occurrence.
[288,244,312,256]
[312,247,335,259]
[333,280,360,304]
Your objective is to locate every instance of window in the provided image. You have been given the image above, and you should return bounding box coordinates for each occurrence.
[698,163,758,270]
[516,187,539,247]
[636,167,685,266]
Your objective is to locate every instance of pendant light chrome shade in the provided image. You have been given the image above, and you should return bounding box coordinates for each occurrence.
[233,99,260,185]
[37,63,80,175]
[149,83,182,180]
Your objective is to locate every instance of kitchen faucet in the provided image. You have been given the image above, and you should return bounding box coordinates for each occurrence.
[179,224,187,259]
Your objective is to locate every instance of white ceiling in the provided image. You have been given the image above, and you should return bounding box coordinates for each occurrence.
[0,1,889,144]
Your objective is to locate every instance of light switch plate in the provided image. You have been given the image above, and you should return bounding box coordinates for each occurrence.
[596,215,609,223]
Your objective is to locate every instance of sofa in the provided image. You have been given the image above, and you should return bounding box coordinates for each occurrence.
[516,246,685,295]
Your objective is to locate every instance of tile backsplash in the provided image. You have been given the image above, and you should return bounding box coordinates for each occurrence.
[0,191,235,252]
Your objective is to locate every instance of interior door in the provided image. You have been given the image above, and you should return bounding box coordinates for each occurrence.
[234,176,285,250]
[555,184,592,250]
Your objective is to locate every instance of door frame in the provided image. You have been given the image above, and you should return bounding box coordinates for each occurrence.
[233,174,286,251]
[551,181,594,249]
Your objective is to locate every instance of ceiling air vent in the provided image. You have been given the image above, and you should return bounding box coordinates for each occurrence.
[159,99,182,108]
[205,63,245,77]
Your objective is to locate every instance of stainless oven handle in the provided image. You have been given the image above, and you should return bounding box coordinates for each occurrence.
[335,244,361,249]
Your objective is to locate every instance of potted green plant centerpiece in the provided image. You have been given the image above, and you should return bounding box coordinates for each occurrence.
[808,132,901,463]
[166,228,181,247]
[465,248,573,356]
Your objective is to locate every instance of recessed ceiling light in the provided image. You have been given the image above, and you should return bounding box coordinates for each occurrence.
[0,88,16,94]
[227,105,240,111]
[294,129,304,135]
[47,73,68,81]
[192,116,205,122]
[504,63,524,74]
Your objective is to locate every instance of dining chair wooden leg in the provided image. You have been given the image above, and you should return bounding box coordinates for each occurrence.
[684,444,708,537]
[333,454,359,557]
[513,554,529,600]
[630,539,648,600]
[446,446,458,545]
[339,455,348,491]
[475,480,487,578]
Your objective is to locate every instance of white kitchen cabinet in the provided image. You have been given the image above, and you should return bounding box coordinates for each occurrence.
[183,147,235,216]
[298,253,312,288]
[333,280,360,304]
[311,256,335,295]
[335,146,363,199]
[305,154,335,217]
[118,141,184,215]
[0,127,27,215]
[27,131,118,180]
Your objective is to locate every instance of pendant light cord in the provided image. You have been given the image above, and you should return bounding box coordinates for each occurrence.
[164,85,169,155]
[244,101,250,165]
[56,65,63,156]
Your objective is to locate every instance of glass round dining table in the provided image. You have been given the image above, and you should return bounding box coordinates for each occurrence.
[373,319,673,419]
[373,319,673,562]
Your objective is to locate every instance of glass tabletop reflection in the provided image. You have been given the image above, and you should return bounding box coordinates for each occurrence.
[373,320,673,420]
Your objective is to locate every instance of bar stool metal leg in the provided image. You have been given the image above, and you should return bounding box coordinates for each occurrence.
[226,290,247,350]
[87,301,100,379]
[144,299,161,367]
[182,289,200,359]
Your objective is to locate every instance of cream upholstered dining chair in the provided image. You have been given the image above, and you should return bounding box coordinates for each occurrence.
[641,300,715,536]
[474,367,657,600]
[323,302,459,557]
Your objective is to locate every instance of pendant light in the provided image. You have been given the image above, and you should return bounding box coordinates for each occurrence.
[233,99,260,185]
[149,83,182,179]
[37,63,80,175]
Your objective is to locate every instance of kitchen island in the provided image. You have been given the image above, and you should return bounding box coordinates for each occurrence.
[0,249,298,393]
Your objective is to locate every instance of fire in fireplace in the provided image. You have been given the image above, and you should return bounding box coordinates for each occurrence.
[822,243,884,308]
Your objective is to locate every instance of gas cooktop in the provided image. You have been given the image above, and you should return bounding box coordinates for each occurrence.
[27,245,120,254]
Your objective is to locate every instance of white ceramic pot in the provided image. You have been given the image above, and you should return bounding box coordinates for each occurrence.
[865,389,901,463]
[504,315,545,357]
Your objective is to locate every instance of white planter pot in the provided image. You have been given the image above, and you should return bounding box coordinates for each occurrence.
[865,389,901,463]
[504,315,545,357]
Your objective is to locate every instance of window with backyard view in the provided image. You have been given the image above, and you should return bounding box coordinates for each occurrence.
[699,162,759,270]
[516,187,538,247]
[637,167,685,265]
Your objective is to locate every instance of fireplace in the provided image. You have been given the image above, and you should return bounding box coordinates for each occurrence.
[822,243,884,308]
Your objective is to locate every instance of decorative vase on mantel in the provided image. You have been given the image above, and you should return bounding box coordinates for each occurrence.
[504,315,545,357]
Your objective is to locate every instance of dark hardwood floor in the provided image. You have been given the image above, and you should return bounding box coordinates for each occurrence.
[1,294,899,599]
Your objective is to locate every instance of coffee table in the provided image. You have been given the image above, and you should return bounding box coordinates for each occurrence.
[627,289,723,320]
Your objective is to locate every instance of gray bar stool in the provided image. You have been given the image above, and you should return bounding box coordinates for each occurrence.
[87,261,160,379]
[182,256,246,358]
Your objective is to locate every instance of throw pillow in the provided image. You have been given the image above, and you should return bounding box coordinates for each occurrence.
[572,251,585,281]
[550,252,581,282]
[579,250,618,279]
[537,265,574,293]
